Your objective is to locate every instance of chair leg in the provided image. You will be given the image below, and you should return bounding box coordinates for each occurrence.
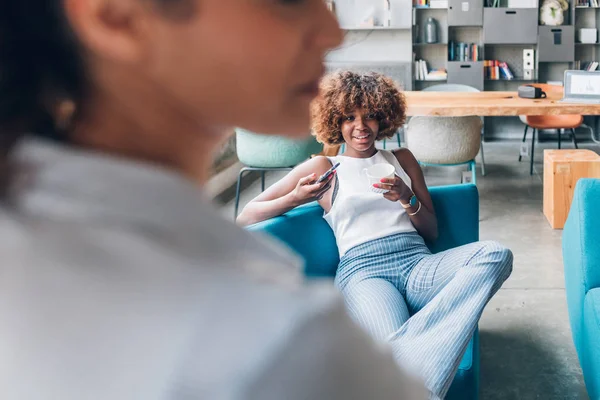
[471,160,477,186]
[261,171,266,192]
[519,125,528,162]
[558,128,562,150]
[382,139,387,150]
[396,131,402,148]
[530,129,536,175]
[571,128,579,149]
[234,168,249,220]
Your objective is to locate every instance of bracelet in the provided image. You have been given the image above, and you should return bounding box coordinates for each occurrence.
[400,194,416,209]
[408,201,422,216]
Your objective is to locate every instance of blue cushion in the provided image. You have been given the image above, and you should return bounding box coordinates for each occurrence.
[250,183,480,276]
[563,179,600,356]
[563,178,600,399]
[582,289,600,399]
[447,330,479,400]
[249,184,480,399]
[251,202,339,278]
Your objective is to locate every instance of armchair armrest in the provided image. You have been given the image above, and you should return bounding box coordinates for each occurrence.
[563,178,600,348]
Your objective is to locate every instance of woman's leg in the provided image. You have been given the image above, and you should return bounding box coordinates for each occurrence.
[339,278,411,342]
[389,240,513,399]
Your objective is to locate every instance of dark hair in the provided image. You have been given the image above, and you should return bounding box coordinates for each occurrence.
[311,71,407,145]
[0,1,189,145]
[0,3,86,143]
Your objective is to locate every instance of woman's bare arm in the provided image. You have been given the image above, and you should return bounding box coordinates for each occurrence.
[236,156,334,227]
[394,148,438,242]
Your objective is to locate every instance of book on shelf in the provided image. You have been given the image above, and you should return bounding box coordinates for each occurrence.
[577,0,599,6]
[426,68,448,80]
[430,0,448,8]
[484,60,515,80]
[414,59,447,81]
[449,41,480,62]
[574,60,599,70]
[413,0,429,7]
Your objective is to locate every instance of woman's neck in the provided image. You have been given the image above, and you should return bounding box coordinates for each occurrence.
[342,145,378,159]
[71,63,228,185]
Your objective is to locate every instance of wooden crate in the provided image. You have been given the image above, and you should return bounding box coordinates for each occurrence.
[543,149,600,229]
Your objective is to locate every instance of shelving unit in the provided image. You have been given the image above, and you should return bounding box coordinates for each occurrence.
[327,0,599,139]
[573,3,600,71]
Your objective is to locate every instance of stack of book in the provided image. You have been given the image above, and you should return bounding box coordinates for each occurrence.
[449,42,480,62]
[484,60,515,80]
[414,59,448,81]
[574,60,599,71]
[414,0,429,7]
[576,0,599,6]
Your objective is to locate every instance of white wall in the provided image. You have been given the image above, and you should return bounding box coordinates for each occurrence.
[326,0,413,63]
[327,31,413,63]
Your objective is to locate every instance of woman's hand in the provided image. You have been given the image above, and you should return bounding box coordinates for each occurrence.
[290,172,334,206]
[373,176,413,204]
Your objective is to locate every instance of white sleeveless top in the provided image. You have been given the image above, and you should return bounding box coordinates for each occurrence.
[324,150,417,257]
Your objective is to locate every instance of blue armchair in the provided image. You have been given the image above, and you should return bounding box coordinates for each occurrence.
[563,178,600,399]
[248,183,481,399]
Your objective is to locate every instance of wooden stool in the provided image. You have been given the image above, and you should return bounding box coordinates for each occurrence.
[543,149,600,229]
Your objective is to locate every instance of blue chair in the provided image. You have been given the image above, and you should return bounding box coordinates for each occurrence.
[248,184,481,400]
[563,178,600,399]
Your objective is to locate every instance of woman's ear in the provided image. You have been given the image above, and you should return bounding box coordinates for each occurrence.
[63,0,152,64]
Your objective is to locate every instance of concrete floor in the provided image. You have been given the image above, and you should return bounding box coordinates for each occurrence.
[219,140,600,399]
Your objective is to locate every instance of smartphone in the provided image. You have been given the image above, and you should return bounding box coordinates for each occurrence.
[316,162,340,183]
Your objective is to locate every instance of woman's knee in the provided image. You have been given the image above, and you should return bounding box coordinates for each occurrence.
[478,240,513,279]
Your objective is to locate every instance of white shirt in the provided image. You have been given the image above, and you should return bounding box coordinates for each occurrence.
[325,150,417,257]
[0,138,424,400]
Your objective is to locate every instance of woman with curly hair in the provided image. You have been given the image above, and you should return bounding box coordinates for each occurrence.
[238,71,513,400]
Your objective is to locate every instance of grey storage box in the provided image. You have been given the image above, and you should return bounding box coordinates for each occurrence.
[448,0,483,26]
[447,61,484,90]
[483,9,538,44]
[538,26,574,62]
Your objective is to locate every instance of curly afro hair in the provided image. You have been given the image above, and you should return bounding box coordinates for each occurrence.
[311,71,407,145]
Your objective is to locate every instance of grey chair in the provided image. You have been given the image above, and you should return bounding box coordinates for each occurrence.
[421,84,486,176]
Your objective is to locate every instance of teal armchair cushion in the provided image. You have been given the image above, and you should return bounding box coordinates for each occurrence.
[250,184,479,276]
[582,289,600,399]
[563,178,600,398]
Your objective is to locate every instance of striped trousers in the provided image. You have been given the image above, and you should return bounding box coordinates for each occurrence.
[334,232,513,399]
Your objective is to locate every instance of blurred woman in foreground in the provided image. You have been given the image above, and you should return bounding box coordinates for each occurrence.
[0,1,422,399]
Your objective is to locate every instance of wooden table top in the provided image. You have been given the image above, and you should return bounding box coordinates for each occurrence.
[404,90,600,117]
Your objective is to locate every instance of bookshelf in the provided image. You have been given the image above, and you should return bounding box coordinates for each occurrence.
[327,0,599,139]
[573,1,600,75]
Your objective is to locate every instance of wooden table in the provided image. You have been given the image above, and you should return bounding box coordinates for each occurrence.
[405,90,600,117]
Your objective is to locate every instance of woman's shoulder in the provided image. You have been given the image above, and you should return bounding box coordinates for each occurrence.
[299,155,335,172]
[377,148,411,165]
[391,148,419,169]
